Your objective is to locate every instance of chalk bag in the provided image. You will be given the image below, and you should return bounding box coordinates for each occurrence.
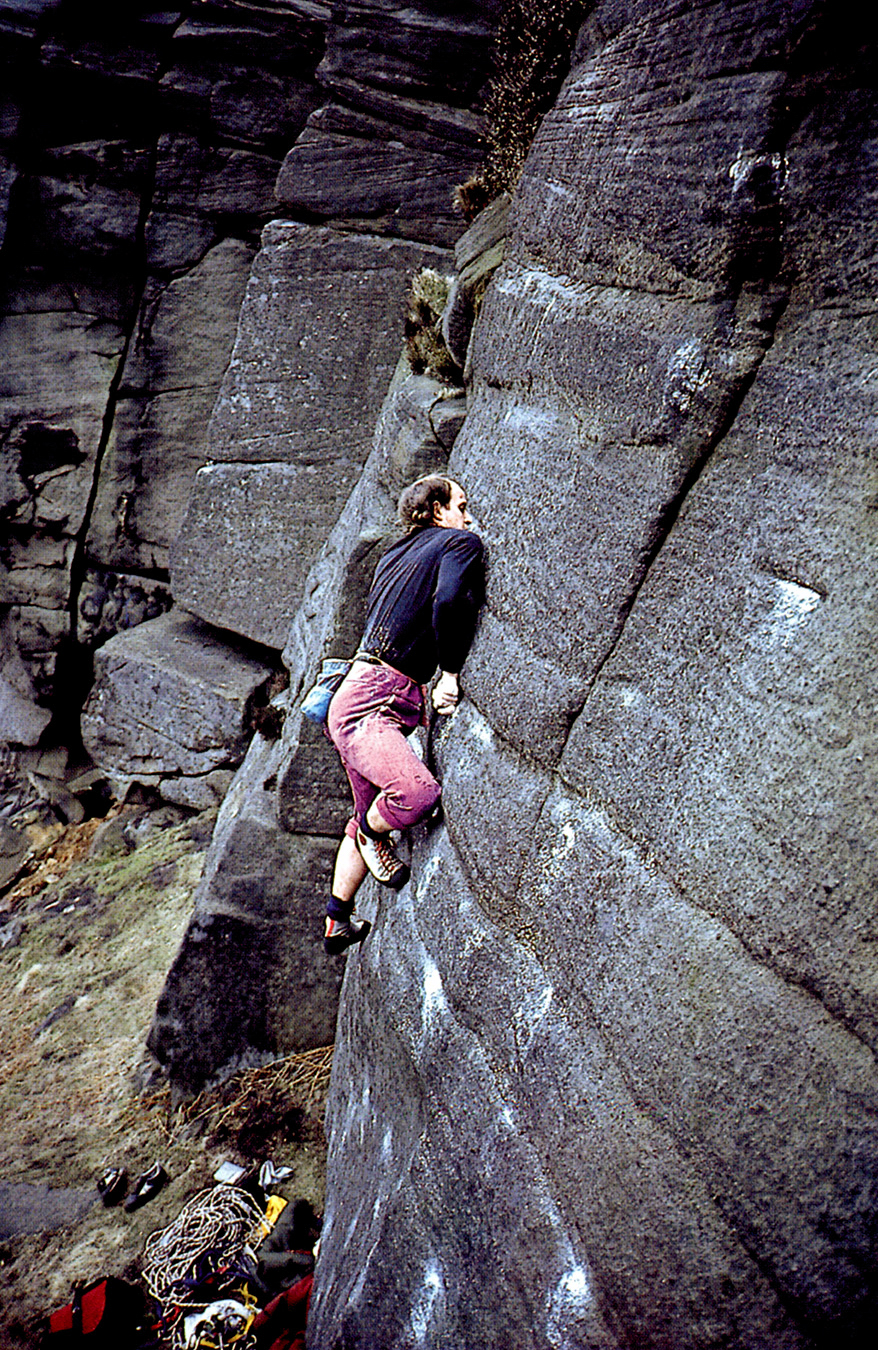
[300,659,351,724]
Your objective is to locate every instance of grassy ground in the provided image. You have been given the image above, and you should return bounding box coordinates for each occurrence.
[0,808,330,1346]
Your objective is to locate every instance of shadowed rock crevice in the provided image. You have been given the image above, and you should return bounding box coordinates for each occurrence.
[65,144,160,649]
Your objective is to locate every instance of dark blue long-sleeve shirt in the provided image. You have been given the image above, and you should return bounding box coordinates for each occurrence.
[359,526,485,684]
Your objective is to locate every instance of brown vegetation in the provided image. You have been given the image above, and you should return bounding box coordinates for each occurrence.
[456,0,589,217]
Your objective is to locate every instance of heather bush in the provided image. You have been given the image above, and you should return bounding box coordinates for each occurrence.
[404,269,461,381]
[456,0,589,218]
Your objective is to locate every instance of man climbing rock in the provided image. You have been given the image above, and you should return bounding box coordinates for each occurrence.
[323,474,485,955]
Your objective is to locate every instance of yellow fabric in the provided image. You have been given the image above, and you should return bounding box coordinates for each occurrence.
[253,1193,287,1243]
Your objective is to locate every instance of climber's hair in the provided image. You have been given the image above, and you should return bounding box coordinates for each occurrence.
[398,475,454,533]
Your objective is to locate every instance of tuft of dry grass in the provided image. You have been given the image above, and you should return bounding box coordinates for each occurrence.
[456,0,590,215]
[146,1045,335,1152]
[404,268,461,381]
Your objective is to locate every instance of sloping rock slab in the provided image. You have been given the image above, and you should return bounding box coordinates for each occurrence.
[308,824,818,1350]
[312,1,878,1347]
[171,223,453,648]
[161,4,324,152]
[150,360,465,1092]
[81,610,274,796]
[293,0,496,247]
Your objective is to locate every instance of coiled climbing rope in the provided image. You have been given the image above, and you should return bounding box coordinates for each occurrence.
[142,1185,264,1346]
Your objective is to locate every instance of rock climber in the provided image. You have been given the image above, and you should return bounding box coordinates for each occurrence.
[323,474,485,955]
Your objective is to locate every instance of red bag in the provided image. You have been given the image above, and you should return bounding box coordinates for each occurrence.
[43,1277,147,1346]
[251,1274,313,1350]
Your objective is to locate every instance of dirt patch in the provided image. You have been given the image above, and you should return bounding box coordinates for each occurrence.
[0,810,330,1346]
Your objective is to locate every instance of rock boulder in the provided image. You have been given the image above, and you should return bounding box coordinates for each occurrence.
[308,3,878,1347]
[170,223,455,648]
[81,610,276,805]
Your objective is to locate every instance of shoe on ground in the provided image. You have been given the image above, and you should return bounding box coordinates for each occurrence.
[97,1166,128,1207]
[124,1162,168,1212]
[324,916,371,956]
[355,828,409,889]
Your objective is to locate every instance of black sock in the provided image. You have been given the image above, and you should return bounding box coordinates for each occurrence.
[326,895,355,922]
[358,814,381,840]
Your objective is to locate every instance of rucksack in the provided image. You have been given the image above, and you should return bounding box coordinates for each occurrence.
[42,1276,149,1347]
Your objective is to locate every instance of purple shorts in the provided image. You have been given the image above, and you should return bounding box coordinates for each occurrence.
[327,661,441,840]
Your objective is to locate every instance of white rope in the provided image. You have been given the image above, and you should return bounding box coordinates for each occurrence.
[141,1186,263,1343]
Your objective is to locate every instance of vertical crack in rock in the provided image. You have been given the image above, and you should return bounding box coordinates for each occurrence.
[566,280,791,741]
[49,13,191,730]
[57,133,161,732]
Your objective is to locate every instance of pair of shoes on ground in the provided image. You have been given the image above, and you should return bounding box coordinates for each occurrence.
[97,1162,168,1212]
[356,826,409,890]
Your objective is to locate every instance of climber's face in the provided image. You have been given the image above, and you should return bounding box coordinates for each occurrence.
[433,481,472,530]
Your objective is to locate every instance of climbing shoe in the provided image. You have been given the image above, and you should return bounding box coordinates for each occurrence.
[124,1162,168,1213]
[355,827,410,889]
[97,1166,128,1207]
[324,916,371,956]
